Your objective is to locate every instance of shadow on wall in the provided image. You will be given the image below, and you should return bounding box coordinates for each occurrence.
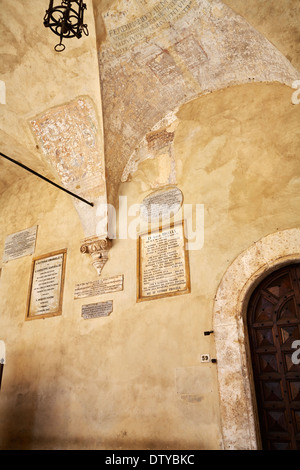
[0,386,38,450]
[1,428,207,450]
[0,374,207,449]
[0,350,63,450]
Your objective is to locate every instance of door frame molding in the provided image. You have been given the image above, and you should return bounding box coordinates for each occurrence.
[213,228,300,450]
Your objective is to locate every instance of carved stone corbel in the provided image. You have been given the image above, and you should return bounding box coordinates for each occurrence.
[80,237,112,276]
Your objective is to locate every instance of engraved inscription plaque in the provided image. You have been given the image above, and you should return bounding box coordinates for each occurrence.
[74,275,124,299]
[3,226,37,263]
[81,301,113,319]
[140,187,183,222]
[26,249,67,320]
[137,221,190,301]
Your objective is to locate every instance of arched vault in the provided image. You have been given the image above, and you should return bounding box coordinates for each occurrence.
[95,0,300,206]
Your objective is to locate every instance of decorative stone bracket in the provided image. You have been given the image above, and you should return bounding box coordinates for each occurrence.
[80,237,112,276]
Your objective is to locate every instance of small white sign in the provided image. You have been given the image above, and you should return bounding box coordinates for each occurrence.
[3,226,38,263]
[140,187,183,222]
[0,81,6,105]
[0,340,6,364]
[81,301,113,319]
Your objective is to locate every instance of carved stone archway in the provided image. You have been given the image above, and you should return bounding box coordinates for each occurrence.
[213,228,300,450]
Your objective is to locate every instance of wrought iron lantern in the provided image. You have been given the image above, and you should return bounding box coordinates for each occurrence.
[44,0,89,52]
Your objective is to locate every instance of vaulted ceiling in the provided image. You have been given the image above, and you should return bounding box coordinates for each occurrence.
[0,0,299,207]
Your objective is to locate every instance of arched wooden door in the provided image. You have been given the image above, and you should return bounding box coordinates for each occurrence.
[247,264,300,450]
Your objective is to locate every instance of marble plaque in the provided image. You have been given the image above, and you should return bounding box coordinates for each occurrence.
[26,250,66,320]
[81,301,113,319]
[74,275,124,299]
[137,221,190,301]
[3,226,37,263]
[140,187,183,222]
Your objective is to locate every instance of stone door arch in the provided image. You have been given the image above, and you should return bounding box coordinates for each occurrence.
[213,228,300,449]
[247,263,300,450]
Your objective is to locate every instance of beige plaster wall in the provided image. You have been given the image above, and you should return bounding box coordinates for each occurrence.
[0,81,299,449]
[0,169,220,450]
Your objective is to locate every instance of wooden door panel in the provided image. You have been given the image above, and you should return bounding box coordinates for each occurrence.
[248,264,300,450]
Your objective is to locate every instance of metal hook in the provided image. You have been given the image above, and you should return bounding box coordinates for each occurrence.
[82,24,89,36]
[54,42,66,52]
[54,35,65,52]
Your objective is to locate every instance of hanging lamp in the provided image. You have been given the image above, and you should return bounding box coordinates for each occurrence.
[44,0,89,52]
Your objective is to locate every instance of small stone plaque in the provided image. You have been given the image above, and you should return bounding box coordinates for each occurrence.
[81,301,113,319]
[140,187,183,222]
[3,226,37,263]
[74,275,124,299]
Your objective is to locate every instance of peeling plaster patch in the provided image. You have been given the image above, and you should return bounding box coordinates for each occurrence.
[146,128,175,151]
[123,126,177,188]
[152,110,179,132]
[30,97,105,202]
[121,111,178,182]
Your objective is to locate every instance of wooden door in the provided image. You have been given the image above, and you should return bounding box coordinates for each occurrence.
[247,264,300,450]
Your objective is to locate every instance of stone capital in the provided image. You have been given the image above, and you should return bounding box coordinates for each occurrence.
[80,236,112,276]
